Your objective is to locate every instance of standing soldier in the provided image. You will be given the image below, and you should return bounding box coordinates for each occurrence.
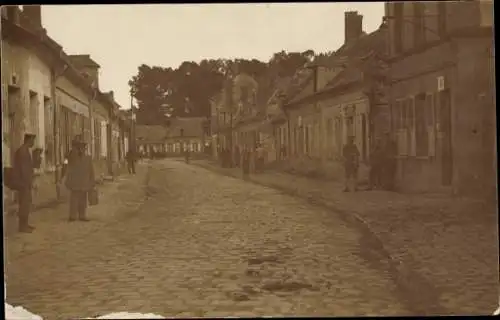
[13,133,37,233]
[242,145,250,179]
[125,149,136,174]
[342,136,360,192]
[256,143,265,173]
[60,135,96,222]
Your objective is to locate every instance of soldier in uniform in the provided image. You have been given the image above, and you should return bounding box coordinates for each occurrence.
[342,136,360,192]
[13,133,37,233]
[60,135,96,222]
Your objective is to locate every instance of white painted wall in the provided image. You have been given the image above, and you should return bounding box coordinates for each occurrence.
[27,52,52,170]
[100,120,108,157]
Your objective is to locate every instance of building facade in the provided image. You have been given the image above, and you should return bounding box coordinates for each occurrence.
[165,117,206,157]
[281,12,387,181]
[384,0,495,195]
[2,5,134,210]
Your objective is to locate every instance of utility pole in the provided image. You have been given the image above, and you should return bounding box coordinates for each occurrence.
[51,62,68,200]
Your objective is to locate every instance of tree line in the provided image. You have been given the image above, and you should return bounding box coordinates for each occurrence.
[128,50,335,125]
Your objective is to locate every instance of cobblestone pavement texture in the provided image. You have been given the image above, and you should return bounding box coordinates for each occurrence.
[5,159,412,319]
[192,159,499,316]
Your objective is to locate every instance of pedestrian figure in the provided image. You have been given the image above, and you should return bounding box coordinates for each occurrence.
[60,135,96,222]
[368,138,383,190]
[234,145,240,167]
[242,147,250,179]
[184,147,190,164]
[342,136,360,192]
[13,133,37,233]
[256,143,265,173]
[383,133,398,191]
[125,149,136,174]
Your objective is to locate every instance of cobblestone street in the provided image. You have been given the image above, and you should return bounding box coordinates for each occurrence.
[5,160,411,319]
[192,159,499,316]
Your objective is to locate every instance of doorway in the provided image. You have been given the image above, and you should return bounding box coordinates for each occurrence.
[361,114,367,162]
[439,89,453,186]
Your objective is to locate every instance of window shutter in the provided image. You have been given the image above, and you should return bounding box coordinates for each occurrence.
[426,94,436,157]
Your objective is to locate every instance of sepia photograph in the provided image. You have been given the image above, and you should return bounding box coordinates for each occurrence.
[2,2,498,319]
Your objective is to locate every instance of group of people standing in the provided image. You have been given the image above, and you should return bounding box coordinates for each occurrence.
[6,134,97,233]
[342,133,397,192]
[218,143,266,175]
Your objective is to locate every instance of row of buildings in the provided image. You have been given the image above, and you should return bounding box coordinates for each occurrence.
[2,6,135,206]
[135,117,208,158]
[210,1,495,197]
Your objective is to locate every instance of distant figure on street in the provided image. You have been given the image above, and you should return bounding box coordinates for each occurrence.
[383,133,398,191]
[342,136,360,192]
[234,145,240,167]
[256,143,265,173]
[60,135,96,222]
[368,138,383,190]
[184,147,190,164]
[13,133,37,233]
[242,147,250,179]
[125,149,136,174]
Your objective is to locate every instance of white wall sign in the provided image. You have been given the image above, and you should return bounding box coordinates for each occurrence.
[437,76,445,92]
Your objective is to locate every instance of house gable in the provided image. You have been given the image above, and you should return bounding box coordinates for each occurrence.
[288,76,315,104]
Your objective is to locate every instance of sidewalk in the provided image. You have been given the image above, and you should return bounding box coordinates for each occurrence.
[192,159,498,315]
[4,161,151,263]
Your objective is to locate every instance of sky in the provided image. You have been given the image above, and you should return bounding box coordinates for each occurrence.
[41,3,384,109]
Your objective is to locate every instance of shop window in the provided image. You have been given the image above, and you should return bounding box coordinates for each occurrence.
[415,93,428,156]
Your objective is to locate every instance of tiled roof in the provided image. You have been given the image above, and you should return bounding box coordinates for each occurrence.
[324,27,386,88]
[136,125,166,143]
[68,54,101,68]
[282,26,385,103]
[167,117,205,138]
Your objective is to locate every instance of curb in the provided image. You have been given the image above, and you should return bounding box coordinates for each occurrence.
[193,160,449,316]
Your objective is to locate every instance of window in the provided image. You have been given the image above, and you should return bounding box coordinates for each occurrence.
[407,98,415,156]
[415,93,428,156]
[437,2,447,37]
[425,93,434,126]
[44,98,54,169]
[326,118,333,158]
[240,87,249,105]
[62,107,71,157]
[406,98,414,130]
[426,93,436,156]
[93,118,101,159]
[393,3,404,54]
[413,2,426,47]
[305,126,310,155]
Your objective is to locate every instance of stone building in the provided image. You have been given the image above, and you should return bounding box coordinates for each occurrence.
[281,11,388,181]
[2,5,132,210]
[164,117,206,156]
[384,0,495,196]
[136,125,167,156]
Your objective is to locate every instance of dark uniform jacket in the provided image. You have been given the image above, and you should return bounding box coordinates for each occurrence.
[14,145,34,189]
[65,151,96,191]
[343,143,360,170]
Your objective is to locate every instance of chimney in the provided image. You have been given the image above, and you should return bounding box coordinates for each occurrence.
[6,5,21,25]
[23,5,42,29]
[344,11,363,44]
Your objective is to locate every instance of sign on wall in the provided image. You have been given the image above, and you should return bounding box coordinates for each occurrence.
[437,76,445,92]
